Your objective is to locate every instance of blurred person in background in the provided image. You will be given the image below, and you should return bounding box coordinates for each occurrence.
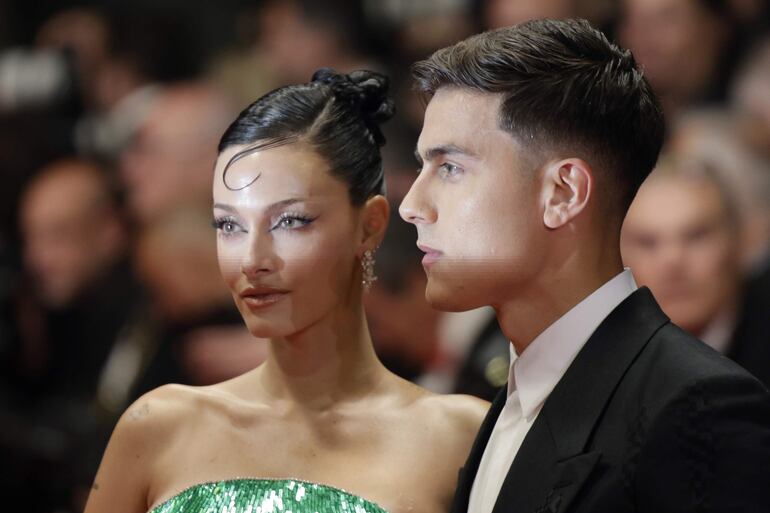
[622,156,770,386]
[74,5,211,159]
[3,157,142,513]
[479,0,617,39]
[0,5,203,160]
[34,7,110,114]
[134,203,266,386]
[481,0,577,28]
[618,0,739,119]
[18,158,133,392]
[669,108,770,271]
[731,36,770,159]
[257,0,375,85]
[119,83,234,223]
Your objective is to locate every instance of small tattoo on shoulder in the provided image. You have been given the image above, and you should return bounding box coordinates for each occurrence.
[128,402,150,421]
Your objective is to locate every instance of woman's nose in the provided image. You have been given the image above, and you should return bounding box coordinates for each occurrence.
[240,232,278,279]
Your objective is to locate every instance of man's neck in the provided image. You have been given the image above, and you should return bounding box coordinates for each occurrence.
[495,261,624,355]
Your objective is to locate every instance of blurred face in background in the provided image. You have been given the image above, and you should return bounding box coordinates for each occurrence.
[120,85,232,222]
[21,161,125,308]
[483,0,575,29]
[212,142,368,338]
[134,204,232,323]
[621,168,741,335]
[619,0,728,107]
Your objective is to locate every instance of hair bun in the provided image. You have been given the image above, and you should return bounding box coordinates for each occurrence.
[312,68,395,145]
[347,70,396,123]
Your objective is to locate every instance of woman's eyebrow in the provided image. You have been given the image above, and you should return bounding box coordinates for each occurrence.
[213,203,238,213]
[264,198,306,213]
[213,198,307,215]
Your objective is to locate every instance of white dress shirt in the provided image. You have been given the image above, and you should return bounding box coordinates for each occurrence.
[467,269,638,513]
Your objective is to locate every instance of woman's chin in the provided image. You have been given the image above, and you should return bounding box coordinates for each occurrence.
[242,318,286,339]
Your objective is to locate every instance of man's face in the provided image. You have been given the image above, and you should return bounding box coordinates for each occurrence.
[399,87,546,311]
[621,175,740,334]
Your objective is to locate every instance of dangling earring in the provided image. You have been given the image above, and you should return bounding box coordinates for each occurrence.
[361,249,377,292]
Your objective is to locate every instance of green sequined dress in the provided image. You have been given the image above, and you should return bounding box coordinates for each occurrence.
[149,478,388,513]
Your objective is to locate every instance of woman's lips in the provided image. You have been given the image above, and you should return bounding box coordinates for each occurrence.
[240,287,289,309]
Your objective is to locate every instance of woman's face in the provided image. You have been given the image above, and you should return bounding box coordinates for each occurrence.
[212,141,362,338]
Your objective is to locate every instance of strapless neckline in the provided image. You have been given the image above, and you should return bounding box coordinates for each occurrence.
[149,477,388,513]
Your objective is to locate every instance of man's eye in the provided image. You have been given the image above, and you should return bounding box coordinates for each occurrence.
[438,163,462,179]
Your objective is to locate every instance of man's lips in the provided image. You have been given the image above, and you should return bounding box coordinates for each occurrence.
[417,243,443,266]
[239,286,289,308]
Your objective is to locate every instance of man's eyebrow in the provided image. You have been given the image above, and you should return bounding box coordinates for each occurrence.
[415,144,476,163]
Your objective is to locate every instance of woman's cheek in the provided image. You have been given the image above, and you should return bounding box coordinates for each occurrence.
[216,240,243,290]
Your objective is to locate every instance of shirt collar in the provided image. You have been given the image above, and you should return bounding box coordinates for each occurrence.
[507,269,638,419]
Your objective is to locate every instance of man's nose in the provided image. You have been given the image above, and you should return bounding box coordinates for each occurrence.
[399,173,437,225]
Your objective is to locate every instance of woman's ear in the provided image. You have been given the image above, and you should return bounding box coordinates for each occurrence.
[360,195,390,253]
[541,158,592,229]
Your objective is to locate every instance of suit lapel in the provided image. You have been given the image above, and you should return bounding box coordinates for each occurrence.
[491,287,669,513]
[451,387,507,513]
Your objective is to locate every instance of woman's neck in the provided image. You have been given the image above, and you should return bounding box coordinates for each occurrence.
[257,302,388,410]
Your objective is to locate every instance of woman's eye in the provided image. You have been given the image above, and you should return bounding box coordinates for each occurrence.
[212,217,244,236]
[438,162,463,179]
[271,214,314,231]
[280,217,300,229]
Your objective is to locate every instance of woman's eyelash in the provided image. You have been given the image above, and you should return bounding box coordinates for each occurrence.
[211,216,243,235]
[212,216,234,229]
[271,212,316,230]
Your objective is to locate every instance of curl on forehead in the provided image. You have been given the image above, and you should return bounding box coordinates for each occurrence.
[220,137,298,191]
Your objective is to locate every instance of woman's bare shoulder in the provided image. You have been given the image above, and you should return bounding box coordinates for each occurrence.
[122,384,202,426]
[103,384,205,460]
[84,384,206,513]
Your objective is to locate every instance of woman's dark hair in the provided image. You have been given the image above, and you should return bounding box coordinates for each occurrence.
[218,68,395,206]
[412,18,665,217]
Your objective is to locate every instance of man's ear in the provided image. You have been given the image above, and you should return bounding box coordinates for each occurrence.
[541,158,592,229]
[360,195,390,254]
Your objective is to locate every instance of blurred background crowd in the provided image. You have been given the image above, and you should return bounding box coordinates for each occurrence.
[0,0,768,511]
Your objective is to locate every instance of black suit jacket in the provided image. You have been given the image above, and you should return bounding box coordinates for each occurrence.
[452,287,770,513]
[728,265,770,389]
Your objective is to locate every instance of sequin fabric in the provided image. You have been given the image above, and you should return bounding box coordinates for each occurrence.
[150,478,388,513]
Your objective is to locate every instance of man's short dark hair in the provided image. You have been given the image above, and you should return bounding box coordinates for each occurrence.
[412,18,665,216]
